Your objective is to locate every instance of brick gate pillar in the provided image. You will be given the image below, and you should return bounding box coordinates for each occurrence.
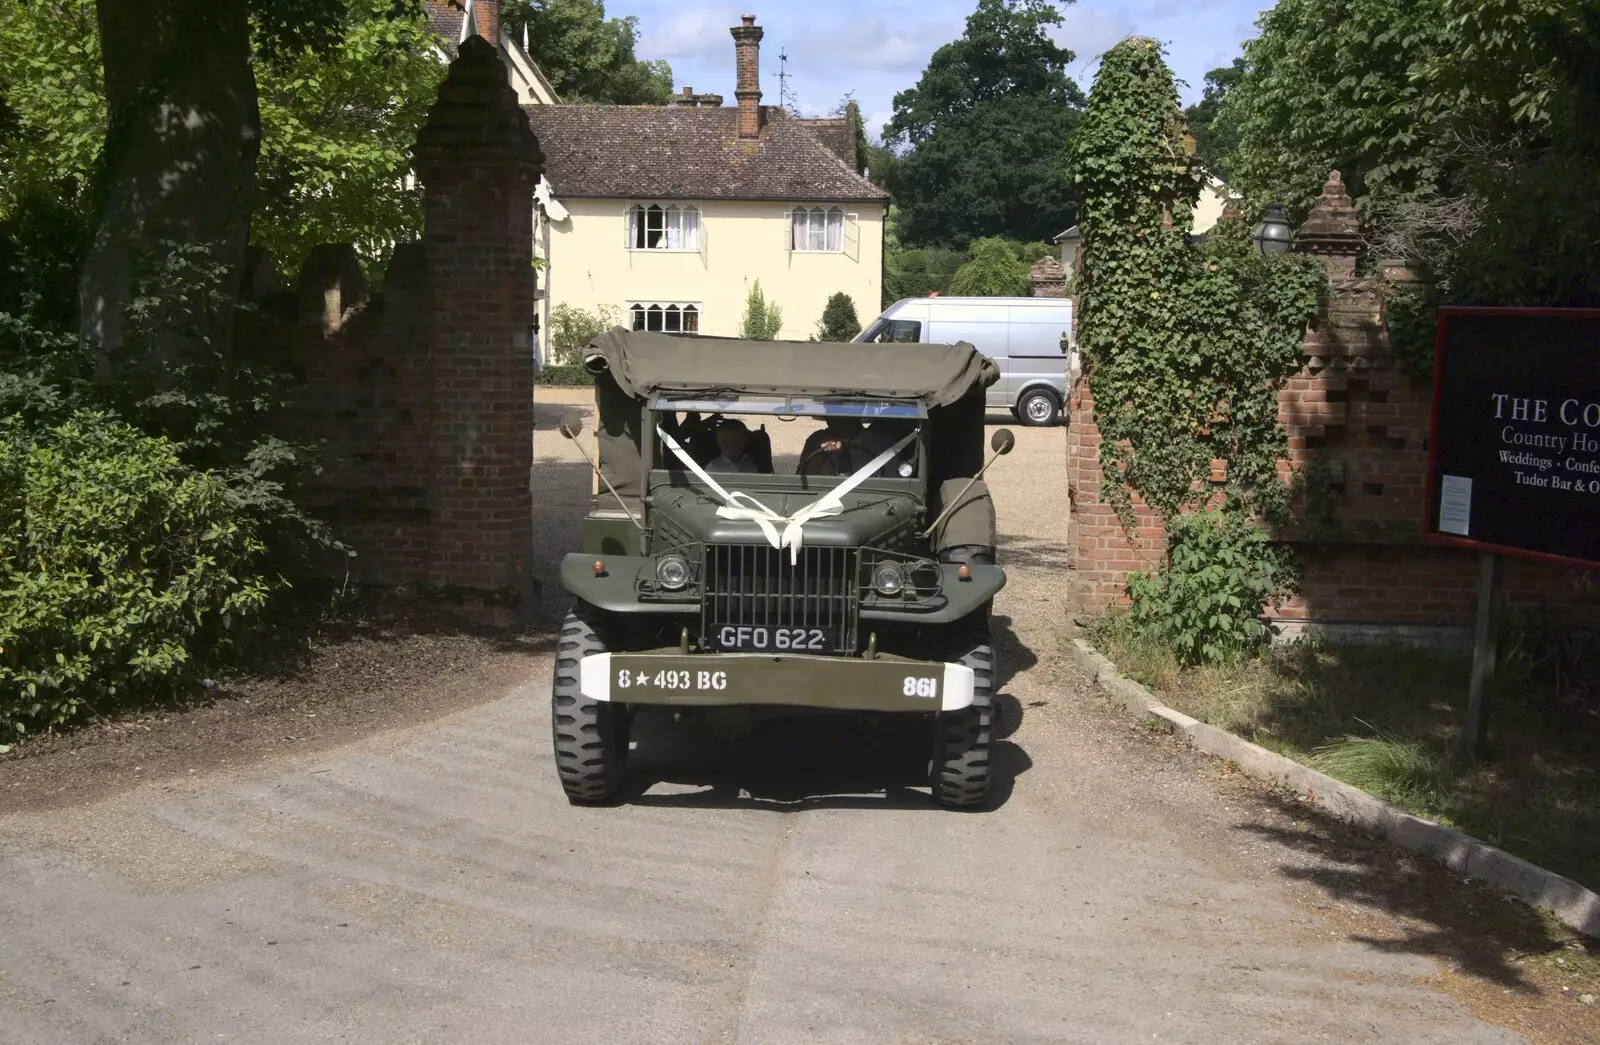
[414,35,544,607]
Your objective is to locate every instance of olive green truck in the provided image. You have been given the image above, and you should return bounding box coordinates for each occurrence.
[552,329,1013,808]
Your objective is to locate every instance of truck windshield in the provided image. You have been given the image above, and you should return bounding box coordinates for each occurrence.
[648,396,922,480]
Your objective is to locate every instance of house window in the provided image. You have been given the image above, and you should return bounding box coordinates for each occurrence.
[629,301,700,333]
[629,204,700,251]
[790,206,844,252]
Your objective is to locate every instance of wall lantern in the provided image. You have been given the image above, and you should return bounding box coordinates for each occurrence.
[1253,202,1293,257]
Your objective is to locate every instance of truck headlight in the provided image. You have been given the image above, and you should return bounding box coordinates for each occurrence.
[871,562,905,595]
[656,553,691,590]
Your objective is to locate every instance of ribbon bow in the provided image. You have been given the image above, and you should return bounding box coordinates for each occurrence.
[658,426,917,564]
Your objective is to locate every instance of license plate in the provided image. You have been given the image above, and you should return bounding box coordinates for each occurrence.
[708,623,836,652]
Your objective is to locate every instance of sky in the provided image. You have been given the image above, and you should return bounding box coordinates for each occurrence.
[622,0,1272,140]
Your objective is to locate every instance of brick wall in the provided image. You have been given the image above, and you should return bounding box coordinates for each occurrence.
[249,35,543,615]
[1065,380,1167,615]
[263,242,434,588]
[1066,170,1599,636]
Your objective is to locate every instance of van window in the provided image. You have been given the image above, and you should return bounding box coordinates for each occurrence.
[862,319,922,343]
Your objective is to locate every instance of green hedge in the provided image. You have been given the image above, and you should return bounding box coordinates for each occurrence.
[0,414,277,741]
[539,360,594,386]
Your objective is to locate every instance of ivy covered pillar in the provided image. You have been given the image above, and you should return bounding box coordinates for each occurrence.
[414,35,545,612]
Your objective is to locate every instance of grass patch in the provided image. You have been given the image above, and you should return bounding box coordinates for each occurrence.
[1093,619,1600,892]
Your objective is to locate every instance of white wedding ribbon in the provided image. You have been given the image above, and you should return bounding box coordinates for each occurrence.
[658,426,917,564]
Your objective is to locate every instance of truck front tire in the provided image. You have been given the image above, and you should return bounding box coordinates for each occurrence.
[930,630,995,809]
[551,609,629,804]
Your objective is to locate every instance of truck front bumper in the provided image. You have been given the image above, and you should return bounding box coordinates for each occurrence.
[579,653,975,713]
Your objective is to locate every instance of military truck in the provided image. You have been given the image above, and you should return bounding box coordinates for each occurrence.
[551,328,1012,808]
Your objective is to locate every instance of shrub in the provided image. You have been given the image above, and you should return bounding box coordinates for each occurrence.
[739,279,783,340]
[816,292,861,341]
[947,237,1029,296]
[1123,511,1295,666]
[0,414,278,741]
[539,359,594,387]
[547,302,618,364]
[883,245,965,303]
[1002,239,1057,265]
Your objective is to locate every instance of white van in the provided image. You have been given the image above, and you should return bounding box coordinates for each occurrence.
[855,297,1075,426]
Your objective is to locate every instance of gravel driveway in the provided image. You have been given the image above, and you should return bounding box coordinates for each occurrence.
[0,388,1555,1044]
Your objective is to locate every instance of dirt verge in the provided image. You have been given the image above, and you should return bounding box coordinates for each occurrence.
[0,597,553,814]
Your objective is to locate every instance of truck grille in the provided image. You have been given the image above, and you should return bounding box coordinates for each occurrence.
[701,544,859,654]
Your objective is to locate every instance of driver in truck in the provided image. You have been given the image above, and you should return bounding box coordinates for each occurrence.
[798,415,866,475]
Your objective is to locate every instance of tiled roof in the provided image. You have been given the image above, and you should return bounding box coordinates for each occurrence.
[424,0,465,48]
[521,105,888,203]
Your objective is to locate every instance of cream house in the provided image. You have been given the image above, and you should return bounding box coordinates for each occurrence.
[523,16,887,349]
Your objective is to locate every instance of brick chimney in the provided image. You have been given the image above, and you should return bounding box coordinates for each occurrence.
[467,0,500,49]
[730,14,764,139]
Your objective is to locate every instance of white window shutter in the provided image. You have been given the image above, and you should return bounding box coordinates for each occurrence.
[845,212,860,262]
[623,204,634,250]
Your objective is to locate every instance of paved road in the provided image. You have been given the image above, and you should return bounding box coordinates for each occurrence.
[0,396,1524,1044]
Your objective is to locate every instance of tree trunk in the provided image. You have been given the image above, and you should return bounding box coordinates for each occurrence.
[80,0,258,367]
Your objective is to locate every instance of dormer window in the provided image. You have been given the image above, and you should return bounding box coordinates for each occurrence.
[791,206,844,252]
[629,203,701,251]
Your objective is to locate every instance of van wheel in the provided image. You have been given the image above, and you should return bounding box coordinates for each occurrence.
[1018,387,1061,427]
[930,630,994,809]
[551,609,628,804]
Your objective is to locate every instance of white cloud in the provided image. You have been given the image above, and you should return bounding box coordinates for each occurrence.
[792,17,963,74]
[637,6,741,60]
[863,110,892,142]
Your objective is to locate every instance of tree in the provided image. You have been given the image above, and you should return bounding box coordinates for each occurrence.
[884,0,1085,248]
[0,2,105,225]
[252,0,445,274]
[1426,1,1600,306]
[864,135,898,190]
[947,238,1029,296]
[1183,58,1244,180]
[1218,0,1600,308]
[1215,0,1451,220]
[739,280,783,340]
[816,292,861,341]
[0,2,105,334]
[80,0,352,369]
[501,0,671,103]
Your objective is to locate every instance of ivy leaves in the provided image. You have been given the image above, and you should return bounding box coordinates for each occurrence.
[1070,37,1324,529]
[1072,38,1323,664]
